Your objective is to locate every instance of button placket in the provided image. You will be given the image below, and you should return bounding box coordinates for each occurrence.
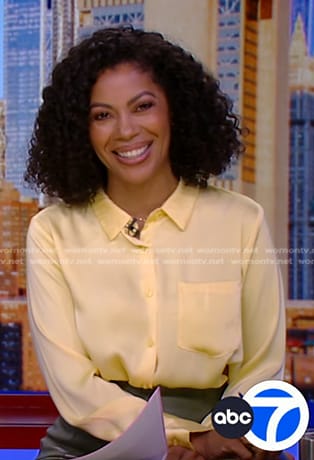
[140,246,157,379]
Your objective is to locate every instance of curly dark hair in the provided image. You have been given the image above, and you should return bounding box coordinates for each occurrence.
[24,26,244,205]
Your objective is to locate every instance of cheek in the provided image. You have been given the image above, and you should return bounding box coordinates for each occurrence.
[93,147,111,169]
[160,121,171,147]
[149,114,171,143]
[89,126,97,146]
[89,125,111,149]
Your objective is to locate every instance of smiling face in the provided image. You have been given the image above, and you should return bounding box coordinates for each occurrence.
[89,62,175,193]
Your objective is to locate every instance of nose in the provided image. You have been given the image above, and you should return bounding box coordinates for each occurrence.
[115,112,139,139]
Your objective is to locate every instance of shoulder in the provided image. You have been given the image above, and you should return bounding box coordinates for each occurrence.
[197,185,264,223]
[28,201,91,238]
[193,185,269,250]
[29,202,71,228]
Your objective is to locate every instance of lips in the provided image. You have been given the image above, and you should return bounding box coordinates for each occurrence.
[114,145,148,159]
[113,142,152,164]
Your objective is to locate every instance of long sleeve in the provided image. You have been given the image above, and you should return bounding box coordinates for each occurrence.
[201,206,286,426]
[227,207,285,393]
[27,217,148,441]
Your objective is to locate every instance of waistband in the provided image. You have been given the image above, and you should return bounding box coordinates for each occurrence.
[112,381,227,423]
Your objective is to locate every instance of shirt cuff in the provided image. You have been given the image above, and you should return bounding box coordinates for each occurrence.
[164,412,211,449]
[200,412,213,429]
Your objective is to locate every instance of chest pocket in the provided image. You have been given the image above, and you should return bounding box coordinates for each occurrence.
[177,281,242,357]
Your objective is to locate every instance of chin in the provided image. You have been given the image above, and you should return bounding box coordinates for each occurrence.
[120,171,156,186]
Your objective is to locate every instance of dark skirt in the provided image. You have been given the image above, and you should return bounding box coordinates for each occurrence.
[36,383,226,459]
[36,416,109,459]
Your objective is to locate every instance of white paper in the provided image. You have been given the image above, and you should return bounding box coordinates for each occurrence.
[74,387,168,460]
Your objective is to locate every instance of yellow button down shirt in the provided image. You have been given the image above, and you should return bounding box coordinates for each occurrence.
[26,181,285,448]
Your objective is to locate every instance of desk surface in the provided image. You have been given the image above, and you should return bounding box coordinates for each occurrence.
[0,394,301,458]
[0,394,58,448]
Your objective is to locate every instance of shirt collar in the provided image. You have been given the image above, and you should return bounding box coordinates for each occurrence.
[161,180,199,230]
[91,180,199,240]
[91,192,131,241]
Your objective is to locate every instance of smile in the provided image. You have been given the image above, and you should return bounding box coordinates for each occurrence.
[114,144,149,159]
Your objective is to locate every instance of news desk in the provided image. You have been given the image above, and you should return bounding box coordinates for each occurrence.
[0,393,58,459]
[0,393,300,460]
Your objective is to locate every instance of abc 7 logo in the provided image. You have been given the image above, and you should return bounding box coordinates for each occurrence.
[212,381,309,451]
[212,397,254,438]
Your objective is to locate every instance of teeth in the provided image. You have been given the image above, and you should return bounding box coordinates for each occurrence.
[116,145,147,159]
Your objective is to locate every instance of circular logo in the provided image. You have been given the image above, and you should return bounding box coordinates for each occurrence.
[243,380,309,451]
[212,396,254,438]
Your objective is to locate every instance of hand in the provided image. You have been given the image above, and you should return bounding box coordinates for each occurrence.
[241,439,295,460]
[166,446,206,460]
[190,430,253,459]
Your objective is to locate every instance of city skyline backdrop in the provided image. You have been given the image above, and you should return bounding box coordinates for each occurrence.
[0,0,313,392]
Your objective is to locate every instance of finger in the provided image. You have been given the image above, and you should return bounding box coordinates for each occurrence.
[182,452,205,460]
[166,452,204,459]
[253,452,270,460]
[167,446,203,459]
[180,453,204,460]
[166,446,181,460]
[166,448,181,460]
[223,440,254,460]
[181,454,205,460]
[253,451,284,460]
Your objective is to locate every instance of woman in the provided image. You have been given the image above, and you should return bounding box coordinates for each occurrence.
[25,27,288,459]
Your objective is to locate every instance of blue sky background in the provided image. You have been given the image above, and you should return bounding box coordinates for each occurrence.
[0,0,3,98]
[0,2,310,100]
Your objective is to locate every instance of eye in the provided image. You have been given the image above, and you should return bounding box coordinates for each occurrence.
[90,111,112,121]
[135,101,154,112]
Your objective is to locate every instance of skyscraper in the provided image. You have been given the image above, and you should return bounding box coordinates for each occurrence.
[215,0,241,186]
[0,180,38,391]
[77,0,144,40]
[52,0,77,67]
[0,181,38,298]
[290,0,314,56]
[289,14,314,299]
[0,101,5,182]
[3,0,43,197]
[217,0,241,114]
[0,299,46,391]
[215,1,290,282]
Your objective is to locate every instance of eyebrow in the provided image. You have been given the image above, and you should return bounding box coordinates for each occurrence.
[89,91,157,109]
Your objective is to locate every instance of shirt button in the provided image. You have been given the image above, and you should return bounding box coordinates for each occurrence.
[147,338,154,347]
[146,288,153,297]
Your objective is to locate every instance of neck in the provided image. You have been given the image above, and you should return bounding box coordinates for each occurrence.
[106,174,179,218]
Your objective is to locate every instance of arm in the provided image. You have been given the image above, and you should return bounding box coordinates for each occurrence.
[191,207,286,458]
[27,216,147,441]
[200,206,286,411]
[224,208,286,397]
